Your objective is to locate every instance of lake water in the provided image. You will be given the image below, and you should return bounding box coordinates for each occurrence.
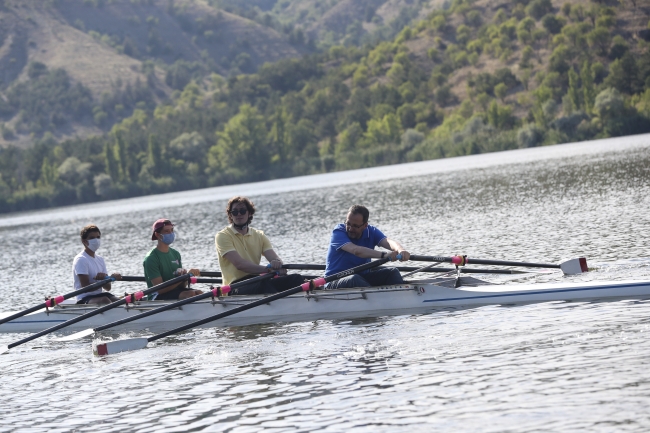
[1,135,650,432]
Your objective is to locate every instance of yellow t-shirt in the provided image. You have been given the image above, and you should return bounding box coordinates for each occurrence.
[215,225,273,286]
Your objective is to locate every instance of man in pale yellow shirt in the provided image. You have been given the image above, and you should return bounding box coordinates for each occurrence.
[215,196,303,295]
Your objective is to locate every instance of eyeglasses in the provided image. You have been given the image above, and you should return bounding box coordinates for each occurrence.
[345,221,365,230]
[230,209,248,216]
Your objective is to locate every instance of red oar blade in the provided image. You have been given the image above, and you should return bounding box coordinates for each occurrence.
[94,338,148,356]
[560,258,589,275]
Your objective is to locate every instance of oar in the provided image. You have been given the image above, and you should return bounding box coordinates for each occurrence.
[0,274,196,354]
[408,255,588,275]
[288,263,538,275]
[121,276,222,284]
[95,257,393,356]
[400,262,442,278]
[209,264,533,275]
[58,272,278,342]
[0,276,115,326]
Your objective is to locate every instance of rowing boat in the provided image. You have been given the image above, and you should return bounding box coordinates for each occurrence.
[2,276,649,334]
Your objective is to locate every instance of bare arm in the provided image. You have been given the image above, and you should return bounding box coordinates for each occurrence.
[223,250,270,275]
[340,243,384,259]
[378,238,410,261]
[78,273,120,291]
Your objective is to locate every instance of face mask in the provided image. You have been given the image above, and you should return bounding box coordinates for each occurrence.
[86,238,101,252]
[160,232,175,245]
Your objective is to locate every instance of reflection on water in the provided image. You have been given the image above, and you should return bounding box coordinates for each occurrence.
[2,135,650,431]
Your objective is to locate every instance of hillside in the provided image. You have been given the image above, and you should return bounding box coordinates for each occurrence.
[1,0,650,214]
[0,0,448,148]
[0,0,305,147]
[216,0,444,47]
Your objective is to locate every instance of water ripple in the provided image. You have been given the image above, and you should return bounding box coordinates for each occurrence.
[2,138,650,431]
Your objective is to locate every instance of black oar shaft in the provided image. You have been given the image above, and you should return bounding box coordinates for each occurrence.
[409,255,560,269]
[148,258,391,343]
[120,276,221,284]
[7,274,191,349]
[0,278,115,326]
[93,273,276,332]
[284,264,529,275]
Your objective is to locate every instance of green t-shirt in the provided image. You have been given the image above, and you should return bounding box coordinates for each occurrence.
[143,247,182,288]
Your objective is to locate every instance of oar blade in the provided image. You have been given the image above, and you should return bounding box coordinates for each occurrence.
[0,345,8,355]
[560,258,589,275]
[94,338,148,356]
[56,328,95,342]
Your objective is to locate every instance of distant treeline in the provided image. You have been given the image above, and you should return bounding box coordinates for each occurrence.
[1,0,650,213]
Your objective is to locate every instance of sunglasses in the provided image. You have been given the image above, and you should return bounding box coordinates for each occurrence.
[230,209,248,216]
[345,221,365,230]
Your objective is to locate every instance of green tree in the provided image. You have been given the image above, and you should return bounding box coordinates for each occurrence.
[336,123,363,156]
[39,156,58,187]
[114,132,131,183]
[587,27,611,56]
[567,68,581,113]
[209,104,269,181]
[581,61,595,113]
[604,53,639,94]
[104,141,119,181]
[363,113,402,146]
[147,134,163,177]
[269,108,291,163]
[494,83,508,102]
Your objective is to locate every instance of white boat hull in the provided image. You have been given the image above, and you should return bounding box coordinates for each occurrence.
[2,279,650,334]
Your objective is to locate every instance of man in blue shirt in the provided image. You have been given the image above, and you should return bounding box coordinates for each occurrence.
[324,205,410,289]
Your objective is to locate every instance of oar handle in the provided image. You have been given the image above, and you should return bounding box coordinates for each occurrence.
[7,274,194,349]
[0,277,116,326]
[148,258,392,343]
[409,255,560,269]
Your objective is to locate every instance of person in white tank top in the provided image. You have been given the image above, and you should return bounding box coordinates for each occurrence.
[73,224,122,305]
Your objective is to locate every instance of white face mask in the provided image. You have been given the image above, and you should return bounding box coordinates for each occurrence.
[86,238,101,252]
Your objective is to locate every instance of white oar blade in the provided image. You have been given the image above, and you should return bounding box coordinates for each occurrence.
[0,346,8,355]
[560,258,589,275]
[56,328,95,342]
[94,338,148,356]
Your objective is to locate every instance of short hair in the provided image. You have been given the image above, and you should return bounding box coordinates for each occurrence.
[226,196,256,224]
[348,205,369,224]
[80,224,101,240]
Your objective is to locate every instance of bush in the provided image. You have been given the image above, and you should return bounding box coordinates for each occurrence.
[517,124,545,147]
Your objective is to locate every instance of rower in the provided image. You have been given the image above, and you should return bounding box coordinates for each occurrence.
[143,219,203,300]
[214,196,304,295]
[324,205,410,289]
[73,224,122,305]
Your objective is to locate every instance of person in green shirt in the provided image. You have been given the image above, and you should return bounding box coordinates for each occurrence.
[143,218,203,300]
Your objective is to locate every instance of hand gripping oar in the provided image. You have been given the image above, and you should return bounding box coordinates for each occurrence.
[0,276,116,326]
[58,272,278,342]
[408,255,588,275]
[0,274,196,354]
[95,257,393,356]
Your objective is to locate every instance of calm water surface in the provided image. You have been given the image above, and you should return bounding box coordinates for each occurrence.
[1,135,650,432]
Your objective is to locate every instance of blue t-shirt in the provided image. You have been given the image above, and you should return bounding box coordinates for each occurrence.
[325,224,387,276]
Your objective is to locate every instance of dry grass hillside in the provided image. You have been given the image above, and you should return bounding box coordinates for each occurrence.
[0,0,304,147]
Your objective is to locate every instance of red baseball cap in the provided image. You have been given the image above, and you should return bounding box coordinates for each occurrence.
[151,219,174,240]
